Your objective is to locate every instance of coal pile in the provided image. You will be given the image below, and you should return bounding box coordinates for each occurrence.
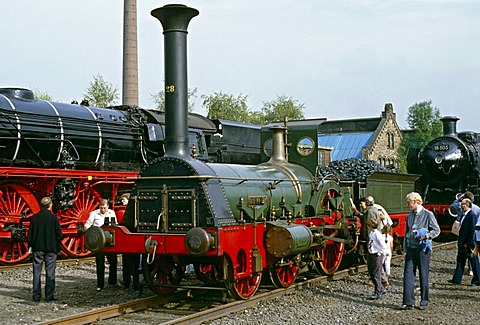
[316,158,398,181]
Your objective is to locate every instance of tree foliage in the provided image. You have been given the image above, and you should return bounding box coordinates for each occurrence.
[397,100,442,172]
[33,88,52,101]
[202,92,305,125]
[259,95,305,124]
[151,87,197,112]
[83,74,119,107]
[202,92,251,122]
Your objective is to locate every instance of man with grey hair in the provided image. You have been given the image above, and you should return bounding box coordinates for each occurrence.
[402,192,440,310]
[27,197,62,302]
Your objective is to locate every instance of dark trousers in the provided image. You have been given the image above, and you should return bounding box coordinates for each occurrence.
[403,247,430,307]
[452,248,480,284]
[32,251,57,301]
[95,251,118,288]
[367,252,384,293]
[122,253,140,289]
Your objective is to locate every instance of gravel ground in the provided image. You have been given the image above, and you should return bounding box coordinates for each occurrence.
[0,260,153,325]
[208,244,479,325]
[1,244,477,325]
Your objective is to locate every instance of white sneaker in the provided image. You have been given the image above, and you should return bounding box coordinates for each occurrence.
[469,271,474,276]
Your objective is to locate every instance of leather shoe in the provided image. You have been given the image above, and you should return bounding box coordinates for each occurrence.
[447,280,460,285]
[401,304,414,310]
[45,297,56,302]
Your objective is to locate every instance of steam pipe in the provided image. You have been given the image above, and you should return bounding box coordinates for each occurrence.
[151,4,199,158]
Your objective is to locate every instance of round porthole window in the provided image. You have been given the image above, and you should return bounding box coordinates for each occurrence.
[263,138,272,157]
[297,137,314,156]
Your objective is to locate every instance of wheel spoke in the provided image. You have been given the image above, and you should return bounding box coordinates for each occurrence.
[0,183,40,265]
[143,255,184,295]
[269,256,299,288]
[58,187,100,258]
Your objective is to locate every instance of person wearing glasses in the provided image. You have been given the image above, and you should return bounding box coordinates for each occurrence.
[448,198,480,286]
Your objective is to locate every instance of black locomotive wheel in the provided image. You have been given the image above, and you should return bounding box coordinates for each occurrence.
[224,251,262,299]
[268,256,299,288]
[59,187,101,258]
[0,182,40,265]
[193,263,222,284]
[143,255,184,295]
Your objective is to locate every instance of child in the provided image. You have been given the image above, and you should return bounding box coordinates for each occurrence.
[367,217,388,299]
[382,224,394,289]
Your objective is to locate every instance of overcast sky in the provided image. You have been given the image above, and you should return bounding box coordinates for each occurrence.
[2,1,479,130]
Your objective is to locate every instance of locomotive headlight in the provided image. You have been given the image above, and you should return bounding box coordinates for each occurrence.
[185,228,215,255]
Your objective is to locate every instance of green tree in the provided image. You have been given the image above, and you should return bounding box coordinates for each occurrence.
[151,87,197,112]
[33,88,53,101]
[259,95,305,124]
[83,74,119,107]
[397,100,442,172]
[202,92,251,122]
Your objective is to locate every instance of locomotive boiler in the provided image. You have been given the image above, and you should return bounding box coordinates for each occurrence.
[0,84,217,265]
[415,116,480,232]
[85,4,357,299]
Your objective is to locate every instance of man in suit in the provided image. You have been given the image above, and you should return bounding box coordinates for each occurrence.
[402,192,440,310]
[449,198,480,285]
[27,197,63,302]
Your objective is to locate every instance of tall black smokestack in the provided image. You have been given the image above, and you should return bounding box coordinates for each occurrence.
[151,4,199,158]
[441,116,459,136]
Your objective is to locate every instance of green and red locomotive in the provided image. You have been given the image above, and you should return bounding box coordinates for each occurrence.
[86,4,416,299]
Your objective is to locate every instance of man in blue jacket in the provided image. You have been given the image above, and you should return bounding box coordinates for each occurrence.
[27,197,63,302]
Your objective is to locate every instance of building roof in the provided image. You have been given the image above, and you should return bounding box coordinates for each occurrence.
[318,132,374,161]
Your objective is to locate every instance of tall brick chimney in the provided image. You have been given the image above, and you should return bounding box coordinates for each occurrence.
[122,0,139,106]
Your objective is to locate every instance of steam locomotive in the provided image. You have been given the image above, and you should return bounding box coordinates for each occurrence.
[85,4,415,300]
[411,116,480,232]
[0,83,261,265]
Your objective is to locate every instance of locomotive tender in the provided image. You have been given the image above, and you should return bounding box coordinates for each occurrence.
[85,4,414,300]
[414,116,480,232]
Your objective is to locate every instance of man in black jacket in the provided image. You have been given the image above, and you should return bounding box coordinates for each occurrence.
[27,197,63,302]
[449,198,480,285]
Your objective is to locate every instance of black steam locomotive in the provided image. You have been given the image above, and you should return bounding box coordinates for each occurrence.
[412,116,480,232]
[0,86,260,264]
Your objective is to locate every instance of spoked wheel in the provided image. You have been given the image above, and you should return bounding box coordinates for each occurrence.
[59,187,101,258]
[143,255,184,295]
[194,263,222,284]
[269,255,299,288]
[225,250,262,300]
[319,238,345,275]
[0,182,40,265]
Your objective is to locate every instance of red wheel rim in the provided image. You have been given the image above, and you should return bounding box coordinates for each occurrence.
[59,187,101,258]
[226,251,262,299]
[0,183,40,265]
[143,255,184,295]
[269,256,299,288]
[319,239,344,275]
[194,263,222,284]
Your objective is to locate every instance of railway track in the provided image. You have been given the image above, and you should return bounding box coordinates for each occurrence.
[37,241,456,325]
[0,256,95,272]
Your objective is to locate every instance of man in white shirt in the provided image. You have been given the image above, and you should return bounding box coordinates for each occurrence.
[85,199,118,291]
